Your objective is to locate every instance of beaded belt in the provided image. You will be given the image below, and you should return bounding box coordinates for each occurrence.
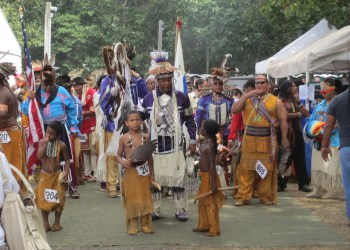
[246,126,270,136]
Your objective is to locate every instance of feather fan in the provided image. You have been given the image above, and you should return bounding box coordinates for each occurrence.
[130,139,158,162]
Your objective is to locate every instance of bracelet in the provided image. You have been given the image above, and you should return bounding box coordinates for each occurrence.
[298,103,303,108]
[321,146,329,148]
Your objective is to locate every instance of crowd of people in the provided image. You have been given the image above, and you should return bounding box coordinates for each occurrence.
[0,47,349,240]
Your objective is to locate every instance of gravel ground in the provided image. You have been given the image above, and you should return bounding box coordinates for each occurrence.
[286,183,350,245]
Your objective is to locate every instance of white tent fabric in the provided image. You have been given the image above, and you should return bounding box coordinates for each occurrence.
[0,8,22,73]
[255,19,336,74]
[268,25,350,78]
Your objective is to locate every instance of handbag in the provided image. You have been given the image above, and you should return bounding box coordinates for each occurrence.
[0,160,51,250]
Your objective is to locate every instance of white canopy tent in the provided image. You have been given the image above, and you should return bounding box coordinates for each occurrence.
[0,8,22,74]
[267,25,350,78]
[255,19,336,74]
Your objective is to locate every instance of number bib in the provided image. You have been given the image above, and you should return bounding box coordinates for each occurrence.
[79,134,87,143]
[44,189,59,203]
[0,131,11,144]
[255,160,268,179]
[136,163,150,176]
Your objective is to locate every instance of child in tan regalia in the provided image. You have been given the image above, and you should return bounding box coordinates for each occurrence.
[36,121,70,232]
[193,119,225,237]
[116,111,154,235]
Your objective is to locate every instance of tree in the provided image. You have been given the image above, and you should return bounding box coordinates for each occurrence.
[2,0,349,76]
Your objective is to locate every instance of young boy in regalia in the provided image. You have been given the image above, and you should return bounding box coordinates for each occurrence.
[36,121,70,232]
[116,111,154,235]
[193,119,224,237]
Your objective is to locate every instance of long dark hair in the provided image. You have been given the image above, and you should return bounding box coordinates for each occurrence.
[203,119,220,155]
[279,80,293,100]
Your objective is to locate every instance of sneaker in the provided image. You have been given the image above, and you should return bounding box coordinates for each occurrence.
[69,190,80,199]
[175,210,188,222]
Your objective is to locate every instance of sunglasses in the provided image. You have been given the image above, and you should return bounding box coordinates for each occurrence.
[255,81,266,85]
[320,88,334,95]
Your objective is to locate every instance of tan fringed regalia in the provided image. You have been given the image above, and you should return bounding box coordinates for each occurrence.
[237,94,278,204]
[121,165,153,222]
[35,170,66,212]
[196,171,224,236]
[0,126,27,191]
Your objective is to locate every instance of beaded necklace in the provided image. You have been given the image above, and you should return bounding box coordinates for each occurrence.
[127,132,144,149]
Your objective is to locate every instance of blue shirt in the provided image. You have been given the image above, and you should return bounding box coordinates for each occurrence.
[22,86,79,133]
[310,99,340,147]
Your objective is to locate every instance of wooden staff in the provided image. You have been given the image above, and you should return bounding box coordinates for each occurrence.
[194,186,238,203]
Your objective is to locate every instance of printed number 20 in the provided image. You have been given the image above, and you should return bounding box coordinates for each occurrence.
[140,165,149,175]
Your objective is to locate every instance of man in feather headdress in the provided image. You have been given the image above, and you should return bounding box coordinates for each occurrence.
[0,62,27,189]
[140,57,196,221]
[195,68,234,146]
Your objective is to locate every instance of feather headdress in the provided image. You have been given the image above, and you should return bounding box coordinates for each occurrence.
[32,60,43,72]
[210,67,227,82]
[42,54,56,85]
[149,56,178,77]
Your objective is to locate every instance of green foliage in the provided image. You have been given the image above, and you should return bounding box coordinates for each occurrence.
[1,0,350,76]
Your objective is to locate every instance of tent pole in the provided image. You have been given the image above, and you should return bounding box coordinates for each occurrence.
[305,72,310,111]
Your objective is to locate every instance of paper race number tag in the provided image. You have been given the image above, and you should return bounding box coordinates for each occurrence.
[0,131,11,144]
[79,134,87,142]
[255,160,267,179]
[136,163,150,176]
[216,165,221,175]
[44,189,59,203]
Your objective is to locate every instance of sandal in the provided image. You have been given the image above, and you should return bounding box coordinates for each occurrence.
[51,224,62,232]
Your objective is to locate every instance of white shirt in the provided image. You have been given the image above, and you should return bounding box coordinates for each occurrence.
[0,152,20,244]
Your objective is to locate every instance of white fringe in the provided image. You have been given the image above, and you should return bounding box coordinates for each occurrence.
[310,170,343,191]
